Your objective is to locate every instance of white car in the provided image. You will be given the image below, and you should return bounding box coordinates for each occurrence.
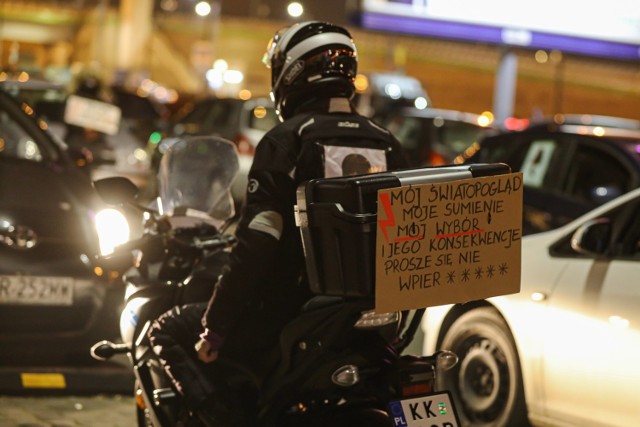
[423,187,640,427]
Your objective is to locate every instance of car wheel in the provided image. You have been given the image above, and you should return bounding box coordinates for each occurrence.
[439,307,529,427]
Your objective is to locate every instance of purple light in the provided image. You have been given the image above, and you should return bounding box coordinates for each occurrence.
[359,12,640,61]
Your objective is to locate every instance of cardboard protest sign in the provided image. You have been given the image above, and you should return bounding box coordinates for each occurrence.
[375,172,523,312]
[64,94,122,135]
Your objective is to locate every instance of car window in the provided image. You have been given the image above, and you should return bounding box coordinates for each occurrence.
[477,135,565,188]
[248,104,278,132]
[385,116,421,150]
[202,101,235,130]
[436,119,489,155]
[386,115,490,160]
[552,196,640,258]
[0,109,43,162]
[563,143,631,204]
[627,205,640,258]
[177,100,238,135]
[520,140,556,188]
[179,101,211,124]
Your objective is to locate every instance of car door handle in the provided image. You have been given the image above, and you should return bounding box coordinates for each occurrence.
[0,224,38,249]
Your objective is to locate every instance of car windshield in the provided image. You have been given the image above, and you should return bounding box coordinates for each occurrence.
[193,99,233,125]
[247,103,279,132]
[0,108,44,161]
[384,112,491,164]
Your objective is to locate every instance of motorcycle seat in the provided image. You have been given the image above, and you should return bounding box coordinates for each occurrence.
[301,295,344,311]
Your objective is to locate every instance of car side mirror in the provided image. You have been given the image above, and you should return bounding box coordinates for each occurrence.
[93,176,139,206]
[570,217,611,256]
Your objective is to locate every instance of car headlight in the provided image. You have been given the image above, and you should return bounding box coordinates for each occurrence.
[95,208,130,256]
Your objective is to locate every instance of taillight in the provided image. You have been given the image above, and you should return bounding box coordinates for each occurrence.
[395,357,436,398]
[402,381,433,397]
[233,133,255,155]
[503,117,530,131]
[427,151,448,166]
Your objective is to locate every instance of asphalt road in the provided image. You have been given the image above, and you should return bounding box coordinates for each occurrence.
[0,394,135,427]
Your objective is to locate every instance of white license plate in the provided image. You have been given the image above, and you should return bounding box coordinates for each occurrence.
[388,391,460,427]
[0,275,74,305]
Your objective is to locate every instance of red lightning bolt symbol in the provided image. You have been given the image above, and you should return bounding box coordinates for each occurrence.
[378,192,396,243]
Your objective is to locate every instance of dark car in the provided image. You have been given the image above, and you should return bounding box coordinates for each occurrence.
[382,107,497,167]
[169,96,278,151]
[353,72,431,121]
[467,120,640,234]
[0,77,164,191]
[0,88,130,369]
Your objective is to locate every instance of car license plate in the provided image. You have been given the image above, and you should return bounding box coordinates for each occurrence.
[388,391,460,427]
[0,275,74,305]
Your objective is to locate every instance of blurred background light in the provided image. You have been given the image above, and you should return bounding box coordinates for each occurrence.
[195,1,212,17]
[287,2,304,18]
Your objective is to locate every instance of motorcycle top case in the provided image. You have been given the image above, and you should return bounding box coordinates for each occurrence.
[295,163,511,297]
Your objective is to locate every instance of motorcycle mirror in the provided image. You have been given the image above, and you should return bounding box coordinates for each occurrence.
[90,340,130,361]
[93,176,140,206]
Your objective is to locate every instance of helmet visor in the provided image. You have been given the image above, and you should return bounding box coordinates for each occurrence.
[262,37,276,69]
[301,48,357,81]
[262,25,293,69]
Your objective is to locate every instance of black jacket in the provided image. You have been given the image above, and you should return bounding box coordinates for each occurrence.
[202,97,407,343]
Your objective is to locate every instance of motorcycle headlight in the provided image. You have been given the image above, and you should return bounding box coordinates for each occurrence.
[95,208,130,256]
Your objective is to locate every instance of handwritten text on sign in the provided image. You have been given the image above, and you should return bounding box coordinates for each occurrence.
[375,173,523,312]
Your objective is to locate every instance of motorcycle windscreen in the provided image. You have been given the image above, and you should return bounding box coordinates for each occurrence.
[157,136,240,222]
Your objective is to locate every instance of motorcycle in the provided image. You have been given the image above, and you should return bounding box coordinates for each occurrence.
[90,135,239,424]
[91,136,510,426]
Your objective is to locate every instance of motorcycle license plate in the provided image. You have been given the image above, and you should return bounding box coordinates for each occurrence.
[0,275,74,305]
[388,391,460,427]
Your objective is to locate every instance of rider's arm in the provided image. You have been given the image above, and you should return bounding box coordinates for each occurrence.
[200,134,296,346]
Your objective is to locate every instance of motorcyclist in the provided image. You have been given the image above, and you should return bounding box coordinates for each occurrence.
[64,73,116,168]
[148,21,408,427]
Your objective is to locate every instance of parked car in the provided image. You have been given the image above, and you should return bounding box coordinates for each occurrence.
[169,96,278,150]
[547,113,640,130]
[382,106,497,167]
[422,186,640,427]
[353,71,431,121]
[0,77,160,190]
[0,88,130,368]
[466,121,640,235]
[150,96,279,204]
